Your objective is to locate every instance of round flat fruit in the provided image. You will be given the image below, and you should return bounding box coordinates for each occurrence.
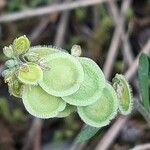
[112,74,132,115]
[18,63,43,85]
[77,83,118,127]
[9,78,23,98]
[29,46,59,57]
[62,57,105,106]
[22,85,66,118]
[13,35,30,55]
[39,53,84,97]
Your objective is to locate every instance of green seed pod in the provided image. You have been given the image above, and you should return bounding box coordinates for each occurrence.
[2,69,12,78]
[62,57,105,106]
[39,53,84,97]
[18,63,43,85]
[8,76,23,98]
[28,46,59,57]
[13,35,30,55]
[22,85,66,118]
[3,45,14,58]
[71,45,82,57]
[24,52,39,62]
[112,74,132,115]
[5,59,18,68]
[56,104,76,118]
[77,83,118,127]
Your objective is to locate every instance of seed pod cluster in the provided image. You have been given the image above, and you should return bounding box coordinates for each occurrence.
[3,35,132,127]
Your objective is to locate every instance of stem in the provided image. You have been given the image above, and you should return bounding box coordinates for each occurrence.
[135,100,150,127]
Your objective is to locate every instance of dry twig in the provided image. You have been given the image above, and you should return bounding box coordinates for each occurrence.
[0,0,108,23]
[103,0,131,79]
[130,143,150,150]
[22,118,42,150]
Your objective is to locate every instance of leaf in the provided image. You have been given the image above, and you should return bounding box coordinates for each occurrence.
[75,125,100,143]
[138,53,150,112]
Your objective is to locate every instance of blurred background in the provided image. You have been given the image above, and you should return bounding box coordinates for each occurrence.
[0,0,150,150]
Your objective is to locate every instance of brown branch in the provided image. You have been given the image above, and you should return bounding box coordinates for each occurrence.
[0,0,108,23]
[22,118,43,150]
[130,143,150,150]
[54,0,71,47]
[103,27,121,79]
[29,17,51,44]
[109,0,134,67]
[125,40,150,79]
[103,0,132,79]
[95,40,150,150]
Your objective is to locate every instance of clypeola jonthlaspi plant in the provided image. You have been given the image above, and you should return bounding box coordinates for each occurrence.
[2,35,133,142]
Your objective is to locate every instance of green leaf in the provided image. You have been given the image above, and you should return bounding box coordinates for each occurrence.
[75,125,100,143]
[138,53,150,112]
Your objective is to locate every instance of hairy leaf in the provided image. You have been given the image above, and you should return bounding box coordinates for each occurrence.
[75,125,100,143]
[138,53,150,112]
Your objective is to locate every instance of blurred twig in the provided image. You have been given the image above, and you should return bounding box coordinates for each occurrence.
[0,65,4,75]
[22,118,42,150]
[95,40,150,150]
[54,0,71,47]
[107,0,134,66]
[29,17,51,43]
[0,0,108,23]
[29,0,60,44]
[130,143,150,150]
[125,40,150,79]
[103,0,131,79]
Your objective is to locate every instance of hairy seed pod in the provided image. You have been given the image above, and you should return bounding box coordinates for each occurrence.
[112,74,132,115]
[8,75,23,98]
[5,59,18,68]
[22,85,66,118]
[77,83,118,127]
[56,104,76,118]
[62,57,105,106]
[18,63,43,85]
[13,35,30,55]
[39,53,84,97]
[2,69,12,78]
[24,52,39,62]
[28,46,59,58]
[3,45,14,58]
[71,45,82,57]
